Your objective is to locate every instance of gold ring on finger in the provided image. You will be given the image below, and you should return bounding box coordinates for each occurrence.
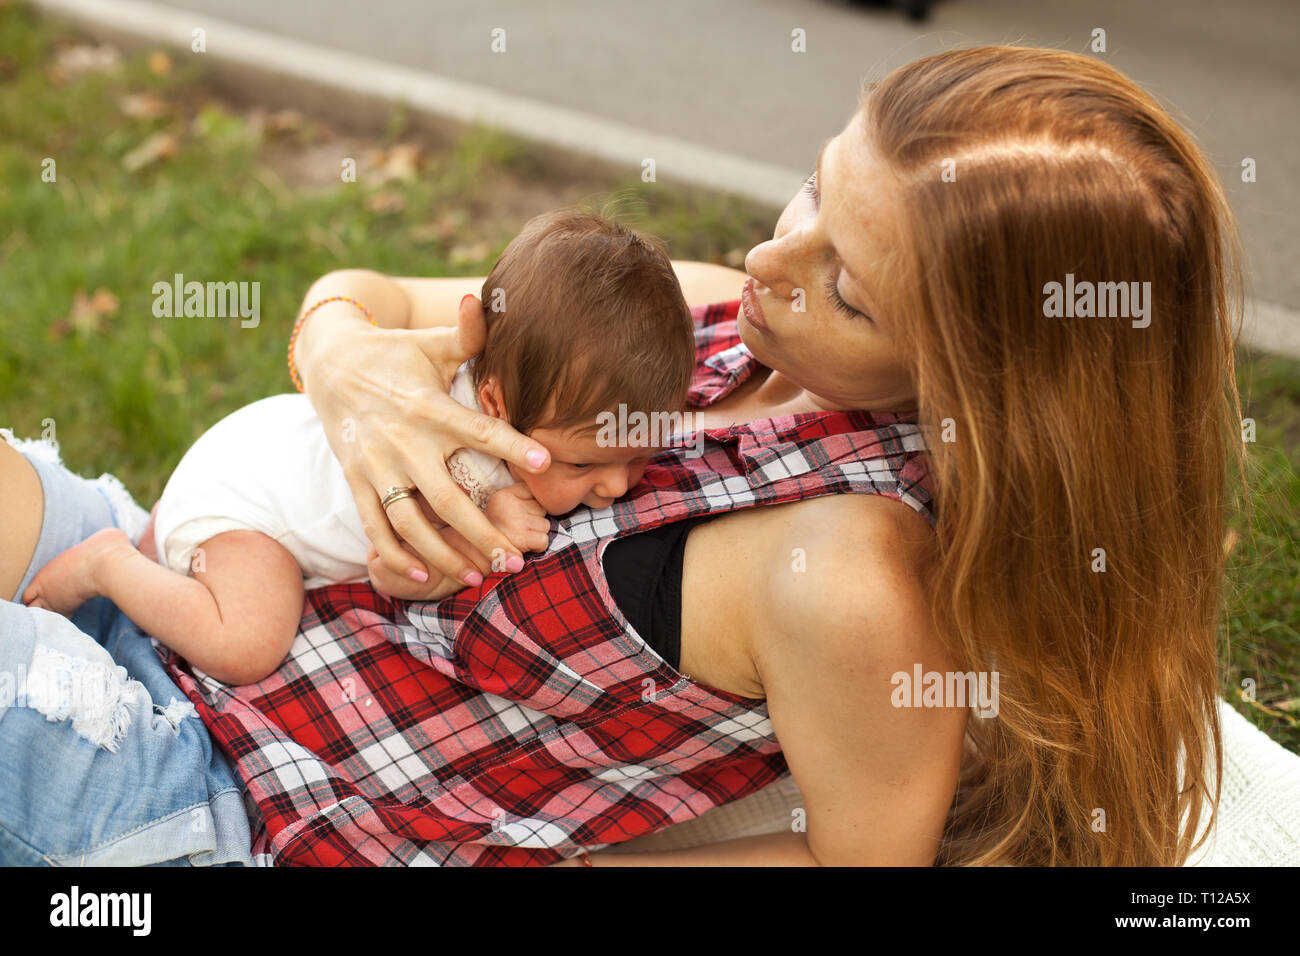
[380,486,417,510]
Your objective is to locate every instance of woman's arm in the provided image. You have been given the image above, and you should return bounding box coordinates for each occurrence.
[299,263,745,336]
[290,262,748,583]
[387,261,746,329]
[566,495,966,867]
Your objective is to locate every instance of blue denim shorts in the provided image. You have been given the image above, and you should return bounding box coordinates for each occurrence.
[0,436,254,866]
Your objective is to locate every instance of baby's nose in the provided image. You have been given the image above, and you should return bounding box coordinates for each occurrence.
[594,469,629,498]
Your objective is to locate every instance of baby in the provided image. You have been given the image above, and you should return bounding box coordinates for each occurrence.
[23,209,697,685]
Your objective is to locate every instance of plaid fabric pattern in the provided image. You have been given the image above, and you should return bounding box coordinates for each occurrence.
[160,298,935,866]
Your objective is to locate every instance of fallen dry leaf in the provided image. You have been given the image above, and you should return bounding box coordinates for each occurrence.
[449,241,491,266]
[147,50,172,76]
[50,287,119,339]
[267,109,303,135]
[365,190,406,214]
[119,92,169,120]
[407,222,443,244]
[406,210,469,245]
[367,143,422,184]
[431,208,468,240]
[123,131,178,171]
[53,43,121,79]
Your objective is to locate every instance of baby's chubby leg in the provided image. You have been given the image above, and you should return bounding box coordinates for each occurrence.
[24,528,304,686]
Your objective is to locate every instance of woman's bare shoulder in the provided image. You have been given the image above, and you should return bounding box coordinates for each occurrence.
[774,492,935,574]
[681,491,939,701]
[751,491,946,674]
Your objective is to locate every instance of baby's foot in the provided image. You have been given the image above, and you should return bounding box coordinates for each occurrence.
[23,526,133,617]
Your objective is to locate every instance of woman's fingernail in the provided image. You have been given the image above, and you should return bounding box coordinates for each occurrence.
[462,570,484,587]
[408,568,429,583]
[460,294,474,307]
[526,449,547,469]
[505,555,525,573]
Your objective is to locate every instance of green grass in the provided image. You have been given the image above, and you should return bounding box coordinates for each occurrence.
[3,2,1297,751]
[1225,352,1300,749]
[0,2,770,501]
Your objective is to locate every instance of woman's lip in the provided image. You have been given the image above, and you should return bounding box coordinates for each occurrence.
[741,277,769,330]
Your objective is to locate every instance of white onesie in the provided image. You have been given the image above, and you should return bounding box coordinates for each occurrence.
[152,361,515,588]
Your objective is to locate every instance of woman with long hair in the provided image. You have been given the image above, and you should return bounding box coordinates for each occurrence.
[0,45,1242,865]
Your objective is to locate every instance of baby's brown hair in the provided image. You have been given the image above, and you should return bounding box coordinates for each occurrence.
[473,209,695,438]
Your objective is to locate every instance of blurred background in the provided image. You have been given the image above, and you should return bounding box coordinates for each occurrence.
[149,0,1300,311]
[1,0,1297,746]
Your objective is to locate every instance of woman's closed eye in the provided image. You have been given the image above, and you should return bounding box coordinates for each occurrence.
[802,172,874,323]
[826,275,872,322]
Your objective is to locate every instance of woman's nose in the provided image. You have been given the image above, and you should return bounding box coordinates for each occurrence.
[746,232,812,301]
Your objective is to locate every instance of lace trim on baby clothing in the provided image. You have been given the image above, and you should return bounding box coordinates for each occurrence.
[447,449,492,510]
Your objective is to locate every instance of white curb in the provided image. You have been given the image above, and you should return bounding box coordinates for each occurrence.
[31,0,806,208]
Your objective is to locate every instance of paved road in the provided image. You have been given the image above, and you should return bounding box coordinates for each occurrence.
[83,0,1300,313]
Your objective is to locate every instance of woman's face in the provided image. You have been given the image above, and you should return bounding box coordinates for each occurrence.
[741,108,917,413]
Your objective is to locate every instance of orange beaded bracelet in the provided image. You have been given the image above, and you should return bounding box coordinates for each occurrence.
[288,295,377,393]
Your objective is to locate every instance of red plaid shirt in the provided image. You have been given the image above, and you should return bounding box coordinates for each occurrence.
[162,298,935,866]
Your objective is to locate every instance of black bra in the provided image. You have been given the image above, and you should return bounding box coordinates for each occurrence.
[600,513,721,672]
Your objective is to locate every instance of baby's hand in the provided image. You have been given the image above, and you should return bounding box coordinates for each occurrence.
[485,483,551,557]
[366,544,464,602]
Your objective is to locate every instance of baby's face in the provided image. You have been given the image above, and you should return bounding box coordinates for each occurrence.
[509,426,655,515]
[475,375,663,514]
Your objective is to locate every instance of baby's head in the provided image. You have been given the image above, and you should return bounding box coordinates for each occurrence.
[471,209,695,515]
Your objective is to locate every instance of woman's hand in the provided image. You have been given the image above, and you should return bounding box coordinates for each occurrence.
[297,288,551,586]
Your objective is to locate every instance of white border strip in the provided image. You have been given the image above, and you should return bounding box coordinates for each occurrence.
[31,0,806,207]
[29,0,1300,357]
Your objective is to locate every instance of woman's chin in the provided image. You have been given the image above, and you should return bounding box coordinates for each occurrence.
[737,317,777,363]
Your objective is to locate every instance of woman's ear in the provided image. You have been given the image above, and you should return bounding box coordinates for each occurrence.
[477,376,508,420]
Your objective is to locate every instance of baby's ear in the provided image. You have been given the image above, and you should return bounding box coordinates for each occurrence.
[477,376,508,419]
